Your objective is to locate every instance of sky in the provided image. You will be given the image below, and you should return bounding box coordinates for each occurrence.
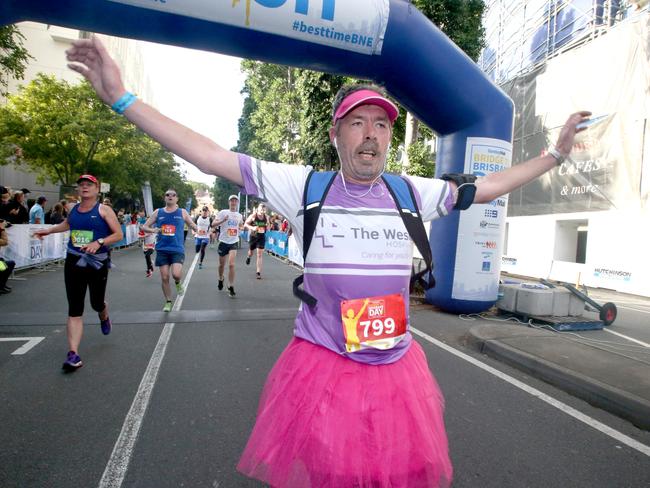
[139,41,246,186]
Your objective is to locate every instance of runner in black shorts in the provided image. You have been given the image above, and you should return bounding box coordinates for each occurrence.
[212,195,243,297]
[33,174,122,371]
[244,203,269,279]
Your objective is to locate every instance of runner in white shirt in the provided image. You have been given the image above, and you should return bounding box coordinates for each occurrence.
[194,206,212,269]
[212,195,243,297]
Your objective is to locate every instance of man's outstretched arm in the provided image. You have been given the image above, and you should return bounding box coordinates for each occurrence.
[473,111,591,203]
[66,36,242,186]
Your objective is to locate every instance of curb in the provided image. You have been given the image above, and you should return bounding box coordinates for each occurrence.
[468,329,650,431]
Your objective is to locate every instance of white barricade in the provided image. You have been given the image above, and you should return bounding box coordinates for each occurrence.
[0,224,140,270]
[287,234,303,267]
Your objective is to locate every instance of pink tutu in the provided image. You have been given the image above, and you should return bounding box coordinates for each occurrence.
[237,337,452,487]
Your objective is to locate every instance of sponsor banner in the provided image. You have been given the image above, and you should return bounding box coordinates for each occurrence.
[108,0,389,55]
[452,137,512,301]
[0,224,140,269]
[265,230,289,257]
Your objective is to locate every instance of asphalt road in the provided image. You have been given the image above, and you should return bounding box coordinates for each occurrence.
[1,241,649,487]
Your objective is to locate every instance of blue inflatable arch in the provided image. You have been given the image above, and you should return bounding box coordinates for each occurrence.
[1,0,514,313]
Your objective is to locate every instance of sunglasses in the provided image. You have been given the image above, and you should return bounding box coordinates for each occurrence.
[165,193,177,197]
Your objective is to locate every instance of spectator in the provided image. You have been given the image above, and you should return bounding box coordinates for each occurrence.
[0,186,12,221]
[116,208,126,225]
[0,219,16,295]
[50,203,66,225]
[29,196,47,224]
[7,191,28,224]
[102,197,112,208]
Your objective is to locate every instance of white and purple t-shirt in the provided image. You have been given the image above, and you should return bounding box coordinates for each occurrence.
[239,154,454,365]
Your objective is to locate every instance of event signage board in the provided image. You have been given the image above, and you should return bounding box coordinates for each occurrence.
[107,0,389,55]
[452,137,512,301]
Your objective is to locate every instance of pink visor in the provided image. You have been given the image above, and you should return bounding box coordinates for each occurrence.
[333,89,399,124]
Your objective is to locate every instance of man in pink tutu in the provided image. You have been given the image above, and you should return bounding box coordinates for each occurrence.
[66,36,590,487]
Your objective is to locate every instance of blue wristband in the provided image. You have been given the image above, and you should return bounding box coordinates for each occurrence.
[111,92,137,114]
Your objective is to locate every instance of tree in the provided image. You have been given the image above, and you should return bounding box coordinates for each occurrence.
[212,177,240,211]
[399,0,486,176]
[0,25,32,98]
[0,74,192,207]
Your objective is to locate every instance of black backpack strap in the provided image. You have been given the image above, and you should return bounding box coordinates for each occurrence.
[381,174,436,292]
[292,170,337,307]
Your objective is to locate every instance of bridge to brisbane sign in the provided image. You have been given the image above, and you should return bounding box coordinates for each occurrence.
[1,0,514,313]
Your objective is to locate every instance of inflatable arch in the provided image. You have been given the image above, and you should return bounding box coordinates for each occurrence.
[1,0,514,313]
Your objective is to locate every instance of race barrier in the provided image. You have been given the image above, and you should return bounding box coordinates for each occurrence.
[0,224,139,270]
[265,231,289,258]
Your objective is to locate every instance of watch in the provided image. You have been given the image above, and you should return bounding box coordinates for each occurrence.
[97,238,105,246]
[548,147,566,166]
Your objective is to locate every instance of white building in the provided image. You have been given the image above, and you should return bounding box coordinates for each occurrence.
[1,22,157,204]
[478,1,649,297]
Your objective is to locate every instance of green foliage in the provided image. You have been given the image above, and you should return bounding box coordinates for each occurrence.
[0,25,33,97]
[412,0,486,62]
[0,74,191,207]
[385,142,436,178]
[406,141,436,178]
[212,177,240,210]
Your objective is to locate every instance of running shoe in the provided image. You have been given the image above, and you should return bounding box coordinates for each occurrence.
[146,269,153,278]
[256,272,261,280]
[175,282,185,295]
[163,301,173,312]
[228,286,236,298]
[100,316,112,335]
[246,256,251,265]
[198,262,203,270]
[218,279,224,291]
[62,351,83,372]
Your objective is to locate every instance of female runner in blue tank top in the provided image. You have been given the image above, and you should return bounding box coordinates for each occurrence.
[34,174,122,371]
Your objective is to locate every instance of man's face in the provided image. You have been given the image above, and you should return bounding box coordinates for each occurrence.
[229,198,238,210]
[77,181,99,198]
[330,104,392,184]
[1,194,9,205]
[202,209,209,217]
[258,205,266,215]
[165,191,178,205]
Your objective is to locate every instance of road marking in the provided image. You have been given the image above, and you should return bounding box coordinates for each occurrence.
[411,327,650,458]
[603,328,650,348]
[0,337,45,355]
[99,253,199,488]
[617,305,650,315]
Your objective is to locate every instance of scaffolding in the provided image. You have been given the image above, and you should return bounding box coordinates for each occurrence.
[478,0,645,84]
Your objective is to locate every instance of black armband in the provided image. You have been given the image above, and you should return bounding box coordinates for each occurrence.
[440,173,477,210]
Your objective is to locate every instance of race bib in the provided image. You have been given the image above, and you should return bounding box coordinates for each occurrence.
[340,293,407,353]
[257,225,266,233]
[161,224,176,236]
[70,230,93,248]
[227,228,238,237]
[198,229,207,236]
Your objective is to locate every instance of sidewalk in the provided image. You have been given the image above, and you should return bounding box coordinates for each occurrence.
[465,321,650,430]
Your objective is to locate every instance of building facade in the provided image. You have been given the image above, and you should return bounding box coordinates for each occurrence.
[478,1,649,296]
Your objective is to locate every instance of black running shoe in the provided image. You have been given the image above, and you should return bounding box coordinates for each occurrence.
[228,286,236,298]
[246,256,251,265]
[218,279,224,291]
[256,272,261,280]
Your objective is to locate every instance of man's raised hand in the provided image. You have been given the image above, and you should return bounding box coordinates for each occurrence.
[65,36,125,106]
